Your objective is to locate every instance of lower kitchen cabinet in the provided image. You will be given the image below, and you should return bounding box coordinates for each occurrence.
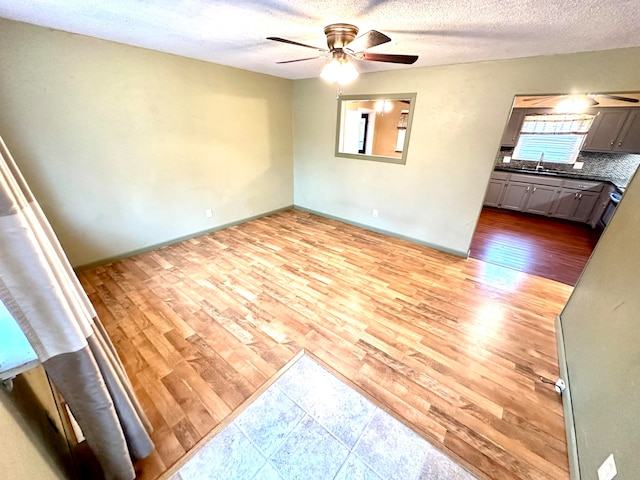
[550,189,600,222]
[483,171,508,207]
[523,184,558,215]
[588,184,617,228]
[500,182,558,214]
[484,170,607,226]
[499,173,563,214]
[551,189,580,219]
[573,192,600,222]
[500,182,530,211]
[550,178,604,223]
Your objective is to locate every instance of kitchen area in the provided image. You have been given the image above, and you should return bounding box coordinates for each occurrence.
[485,93,640,229]
[474,92,640,284]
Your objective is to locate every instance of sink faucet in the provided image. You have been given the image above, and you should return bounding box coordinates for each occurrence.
[535,153,545,171]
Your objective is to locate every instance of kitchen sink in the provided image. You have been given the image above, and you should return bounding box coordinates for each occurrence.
[517,168,560,176]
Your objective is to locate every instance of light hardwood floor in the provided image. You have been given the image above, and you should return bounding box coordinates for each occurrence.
[78,209,574,480]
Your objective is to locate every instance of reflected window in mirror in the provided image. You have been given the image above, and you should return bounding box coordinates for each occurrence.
[335,93,417,165]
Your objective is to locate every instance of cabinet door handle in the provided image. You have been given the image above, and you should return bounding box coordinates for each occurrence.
[618,141,622,146]
[526,186,530,192]
[610,141,615,146]
[579,193,583,199]
[574,193,578,199]
[533,187,537,192]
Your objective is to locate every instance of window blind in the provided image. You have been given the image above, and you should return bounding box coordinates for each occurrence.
[514,113,594,164]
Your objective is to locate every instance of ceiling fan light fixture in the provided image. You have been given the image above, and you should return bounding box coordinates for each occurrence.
[555,96,589,113]
[268,23,417,89]
[375,100,393,113]
[320,55,359,85]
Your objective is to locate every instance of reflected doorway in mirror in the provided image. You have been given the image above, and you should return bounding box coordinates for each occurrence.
[335,93,417,165]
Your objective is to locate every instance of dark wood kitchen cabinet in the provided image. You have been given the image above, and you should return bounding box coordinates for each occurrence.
[582,108,640,153]
[501,108,526,147]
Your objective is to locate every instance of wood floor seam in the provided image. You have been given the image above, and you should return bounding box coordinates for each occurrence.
[77,209,573,479]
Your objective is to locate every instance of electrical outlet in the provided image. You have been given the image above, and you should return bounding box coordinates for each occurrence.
[503,156,512,163]
[205,208,213,218]
[372,209,379,218]
[598,454,617,480]
[573,161,584,170]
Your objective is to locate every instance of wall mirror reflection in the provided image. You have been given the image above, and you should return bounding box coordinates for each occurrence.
[335,93,417,165]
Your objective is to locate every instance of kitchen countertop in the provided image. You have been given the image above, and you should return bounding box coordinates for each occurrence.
[493,166,626,191]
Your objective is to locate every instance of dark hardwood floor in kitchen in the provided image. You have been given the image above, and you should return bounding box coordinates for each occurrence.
[78,208,574,480]
[469,207,601,286]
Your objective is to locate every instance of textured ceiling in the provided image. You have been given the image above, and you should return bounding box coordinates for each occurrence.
[1,0,639,80]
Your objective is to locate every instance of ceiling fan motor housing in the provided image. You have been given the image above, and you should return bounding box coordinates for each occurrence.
[324,23,359,50]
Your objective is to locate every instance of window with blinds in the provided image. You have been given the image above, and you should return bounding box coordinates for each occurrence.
[513,113,595,164]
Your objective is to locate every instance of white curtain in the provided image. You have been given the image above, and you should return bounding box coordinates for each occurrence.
[0,136,153,480]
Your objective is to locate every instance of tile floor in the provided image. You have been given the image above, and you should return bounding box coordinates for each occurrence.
[172,354,476,480]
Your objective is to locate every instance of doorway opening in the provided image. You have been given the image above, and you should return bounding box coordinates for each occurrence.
[472,92,640,286]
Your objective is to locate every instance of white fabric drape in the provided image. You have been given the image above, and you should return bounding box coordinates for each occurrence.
[0,136,153,479]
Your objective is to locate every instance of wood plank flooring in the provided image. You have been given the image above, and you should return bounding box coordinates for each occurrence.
[469,208,600,286]
[77,209,574,480]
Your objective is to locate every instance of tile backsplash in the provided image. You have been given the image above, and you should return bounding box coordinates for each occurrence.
[495,148,640,189]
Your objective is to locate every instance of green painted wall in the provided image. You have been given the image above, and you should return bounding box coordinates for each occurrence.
[2,15,640,479]
[293,47,640,255]
[0,18,293,267]
[560,166,640,478]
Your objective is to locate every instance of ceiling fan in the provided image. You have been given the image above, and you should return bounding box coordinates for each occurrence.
[267,24,418,84]
[523,93,639,107]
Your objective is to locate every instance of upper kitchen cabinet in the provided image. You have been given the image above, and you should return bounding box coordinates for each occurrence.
[615,109,640,153]
[582,109,629,152]
[582,108,640,153]
[501,108,525,147]
[507,93,640,153]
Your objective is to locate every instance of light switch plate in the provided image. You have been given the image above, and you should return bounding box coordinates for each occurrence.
[573,161,584,170]
[598,454,617,480]
[503,156,511,163]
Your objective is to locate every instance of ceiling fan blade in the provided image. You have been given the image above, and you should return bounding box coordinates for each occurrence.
[528,98,556,106]
[276,56,323,64]
[266,37,326,52]
[347,30,391,52]
[359,52,418,64]
[594,94,639,103]
[528,96,599,107]
[522,96,556,102]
